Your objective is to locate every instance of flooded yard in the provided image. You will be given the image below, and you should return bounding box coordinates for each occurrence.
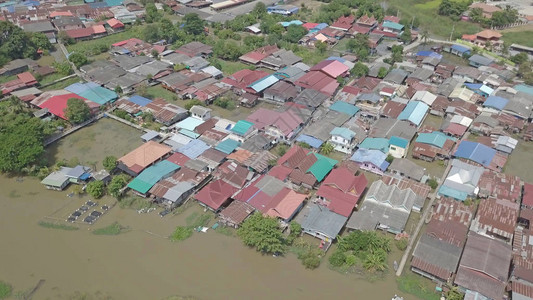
[505,140,533,183]
[0,174,410,299]
[45,118,144,169]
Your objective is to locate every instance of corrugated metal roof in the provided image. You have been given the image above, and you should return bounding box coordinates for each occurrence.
[330,127,355,141]
[483,96,508,110]
[175,117,204,131]
[295,134,323,148]
[248,75,280,93]
[454,141,496,167]
[178,139,210,159]
[350,149,389,171]
[329,101,359,117]
[308,153,337,182]
[390,136,408,148]
[128,95,152,107]
[398,101,429,126]
[215,139,241,154]
[359,137,389,153]
[231,120,254,136]
[127,160,180,194]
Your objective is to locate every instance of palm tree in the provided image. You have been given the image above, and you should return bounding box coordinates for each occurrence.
[420,30,430,46]
[320,142,334,155]
[363,252,388,272]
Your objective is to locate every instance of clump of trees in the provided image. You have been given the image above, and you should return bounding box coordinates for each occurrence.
[65,98,91,124]
[514,54,533,85]
[0,97,59,173]
[237,213,286,254]
[470,5,519,27]
[68,52,88,68]
[0,21,53,66]
[347,34,371,61]
[103,156,117,172]
[438,0,471,19]
[329,231,391,272]
[108,174,130,199]
[87,180,105,198]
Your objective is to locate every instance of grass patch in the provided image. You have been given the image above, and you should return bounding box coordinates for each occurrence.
[502,31,533,48]
[37,55,56,67]
[385,0,482,39]
[169,226,193,241]
[38,221,79,231]
[0,281,12,300]
[118,196,155,210]
[397,274,440,300]
[39,72,65,85]
[0,74,17,84]
[41,76,81,91]
[146,85,178,102]
[218,60,252,76]
[66,25,147,56]
[92,222,129,235]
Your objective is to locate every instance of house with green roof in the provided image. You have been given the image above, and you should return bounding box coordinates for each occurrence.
[309,153,338,182]
[127,160,180,195]
[230,120,256,142]
[389,136,409,158]
[329,127,356,154]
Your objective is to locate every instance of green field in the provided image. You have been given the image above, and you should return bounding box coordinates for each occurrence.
[145,85,179,102]
[66,25,147,57]
[502,31,533,48]
[385,0,482,39]
[41,76,81,91]
[218,60,253,76]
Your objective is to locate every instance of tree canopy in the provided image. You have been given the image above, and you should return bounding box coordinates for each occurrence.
[68,52,88,68]
[347,34,370,61]
[183,13,205,35]
[64,98,91,124]
[103,156,117,172]
[86,180,105,199]
[0,98,57,173]
[351,62,369,78]
[145,3,161,23]
[237,213,286,254]
[0,21,53,66]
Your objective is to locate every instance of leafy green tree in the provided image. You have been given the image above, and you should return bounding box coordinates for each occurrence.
[420,29,430,46]
[446,287,464,300]
[329,250,346,267]
[385,154,394,163]
[30,32,52,51]
[400,26,411,44]
[145,3,161,23]
[237,213,286,254]
[427,178,438,189]
[469,7,484,23]
[213,40,243,61]
[315,41,327,54]
[377,67,388,79]
[347,34,370,61]
[53,61,72,76]
[351,62,369,78]
[320,142,334,155]
[86,180,105,199]
[103,156,117,172]
[159,18,176,43]
[143,24,161,43]
[68,52,88,68]
[298,248,322,269]
[183,13,205,35]
[114,86,123,95]
[58,31,74,45]
[252,2,267,18]
[362,249,388,271]
[185,99,205,110]
[511,52,529,65]
[108,174,129,198]
[284,24,308,43]
[64,98,91,124]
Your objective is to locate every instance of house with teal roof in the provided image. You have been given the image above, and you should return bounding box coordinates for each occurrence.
[389,136,408,158]
[308,153,338,182]
[230,120,256,142]
[382,21,404,33]
[416,131,456,148]
[359,137,390,153]
[127,160,180,195]
[329,127,356,154]
[398,101,429,127]
[215,139,241,154]
[329,101,360,117]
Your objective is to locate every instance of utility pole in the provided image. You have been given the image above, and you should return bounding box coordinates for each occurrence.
[411,16,415,30]
[449,23,455,42]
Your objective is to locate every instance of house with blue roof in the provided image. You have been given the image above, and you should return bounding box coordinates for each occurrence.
[128,95,152,107]
[389,136,408,158]
[453,141,496,168]
[249,74,280,93]
[359,137,390,153]
[329,101,360,117]
[398,101,429,127]
[127,160,180,195]
[329,127,356,154]
[449,44,471,57]
[175,117,204,132]
[483,96,508,111]
[267,5,299,15]
[416,51,443,60]
[65,82,117,105]
[350,148,390,175]
[296,134,324,149]
[464,83,494,98]
[178,139,210,159]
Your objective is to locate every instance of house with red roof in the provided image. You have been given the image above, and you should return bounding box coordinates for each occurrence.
[522,183,533,209]
[66,25,107,41]
[246,108,303,142]
[302,22,319,31]
[316,167,368,217]
[221,69,270,95]
[106,18,124,31]
[310,59,350,78]
[294,71,339,96]
[239,45,279,65]
[330,15,355,31]
[195,179,238,212]
[37,93,99,120]
[1,72,38,95]
[234,174,307,222]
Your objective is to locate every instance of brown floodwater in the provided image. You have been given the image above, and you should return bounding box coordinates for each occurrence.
[1,119,408,299]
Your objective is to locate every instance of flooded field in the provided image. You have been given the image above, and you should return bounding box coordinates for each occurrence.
[505,140,533,183]
[0,118,418,299]
[0,173,411,300]
[45,118,144,169]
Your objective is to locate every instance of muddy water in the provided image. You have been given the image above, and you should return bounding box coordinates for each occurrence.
[0,175,407,300]
[1,119,406,299]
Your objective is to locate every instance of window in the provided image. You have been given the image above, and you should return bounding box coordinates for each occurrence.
[390,146,397,150]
